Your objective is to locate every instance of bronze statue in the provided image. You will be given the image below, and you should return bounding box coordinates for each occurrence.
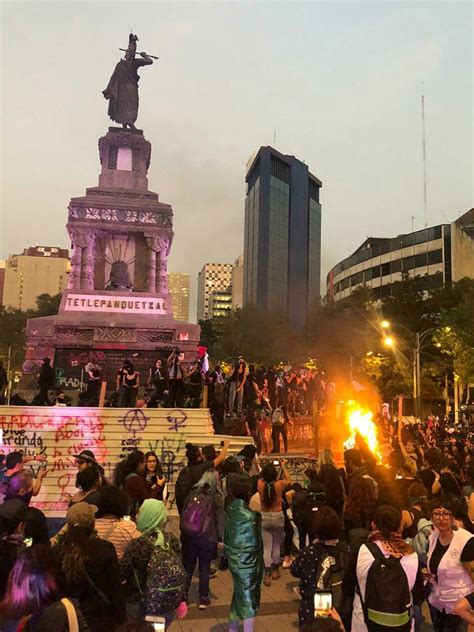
[106,260,133,290]
[103,34,154,130]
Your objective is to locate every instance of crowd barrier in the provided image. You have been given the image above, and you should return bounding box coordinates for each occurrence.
[0,406,253,516]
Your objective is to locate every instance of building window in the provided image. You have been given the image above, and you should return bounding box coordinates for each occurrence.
[390,259,401,274]
[401,234,414,248]
[402,255,415,271]
[415,253,428,268]
[428,249,442,265]
[372,265,381,279]
[270,155,290,183]
[308,197,321,305]
[268,175,290,310]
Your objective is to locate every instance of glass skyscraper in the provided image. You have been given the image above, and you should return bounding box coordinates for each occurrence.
[243,147,322,331]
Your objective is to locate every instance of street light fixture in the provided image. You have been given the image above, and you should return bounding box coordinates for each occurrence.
[379,320,444,418]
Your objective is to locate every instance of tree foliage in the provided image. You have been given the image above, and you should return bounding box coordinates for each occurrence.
[0,293,62,370]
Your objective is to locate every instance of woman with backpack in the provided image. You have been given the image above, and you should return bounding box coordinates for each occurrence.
[257,460,291,586]
[120,499,187,630]
[180,469,223,610]
[291,505,350,630]
[347,504,423,632]
[225,475,263,632]
[113,450,150,518]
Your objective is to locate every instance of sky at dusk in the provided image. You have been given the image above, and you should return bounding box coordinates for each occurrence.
[1,1,472,321]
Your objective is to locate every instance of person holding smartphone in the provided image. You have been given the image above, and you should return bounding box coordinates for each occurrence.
[291,505,349,630]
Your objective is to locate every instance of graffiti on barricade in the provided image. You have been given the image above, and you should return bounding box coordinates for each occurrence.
[0,406,210,515]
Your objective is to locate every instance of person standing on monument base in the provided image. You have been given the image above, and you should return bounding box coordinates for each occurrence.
[118,363,140,408]
[103,33,153,130]
[32,358,55,406]
[168,348,187,408]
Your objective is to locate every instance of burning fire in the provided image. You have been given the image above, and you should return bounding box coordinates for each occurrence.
[343,406,382,462]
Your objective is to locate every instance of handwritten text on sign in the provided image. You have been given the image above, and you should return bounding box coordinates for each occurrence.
[0,406,220,516]
[64,293,167,314]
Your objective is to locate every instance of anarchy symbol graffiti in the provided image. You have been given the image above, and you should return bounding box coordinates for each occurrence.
[121,409,149,438]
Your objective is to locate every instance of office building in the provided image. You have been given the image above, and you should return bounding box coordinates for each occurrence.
[243,146,322,331]
[326,208,474,302]
[209,289,233,318]
[197,262,233,321]
[2,246,70,310]
[167,273,190,322]
[231,255,244,309]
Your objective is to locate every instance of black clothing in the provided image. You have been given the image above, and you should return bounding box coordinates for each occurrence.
[0,537,24,600]
[439,472,462,496]
[55,537,125,632]
[419,468,437,494]
[402,506,423,540]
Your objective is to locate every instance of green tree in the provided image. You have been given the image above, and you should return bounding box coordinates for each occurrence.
[34,292,62,316]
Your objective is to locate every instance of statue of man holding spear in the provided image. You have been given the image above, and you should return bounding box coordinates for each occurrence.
[103,34,158,130]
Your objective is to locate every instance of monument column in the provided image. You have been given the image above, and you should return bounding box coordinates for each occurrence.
[145,235,157,293]
[156,238,170,295]
[81,232,96,290]
[68,235,83,289]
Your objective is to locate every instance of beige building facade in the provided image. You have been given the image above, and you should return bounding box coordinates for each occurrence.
[167,272,190,322]
[2,247,70,310]
[197,262,233,321]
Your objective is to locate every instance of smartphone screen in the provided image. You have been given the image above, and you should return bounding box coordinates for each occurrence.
[145,615,166,631]
[273,460,280,466]
[314,591,332,616]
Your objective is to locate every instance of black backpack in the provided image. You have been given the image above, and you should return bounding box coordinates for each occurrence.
[313,542,350,611]
[361,542,412,632]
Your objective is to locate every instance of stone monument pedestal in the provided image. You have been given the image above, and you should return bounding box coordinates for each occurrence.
[22,127,200,393]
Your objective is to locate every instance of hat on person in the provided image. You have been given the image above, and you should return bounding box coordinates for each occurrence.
[0,499,28,524]
[72,450,96,463]
[5,451,23,470]
[66,502,98,528]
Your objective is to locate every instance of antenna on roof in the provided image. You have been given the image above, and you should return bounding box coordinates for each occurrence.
[273,125,277,146]
[411,215,416,232]
[421,83,428,228]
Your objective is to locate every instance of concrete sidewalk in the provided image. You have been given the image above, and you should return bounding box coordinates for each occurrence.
[169,564,434,631]
[169,564,300,631]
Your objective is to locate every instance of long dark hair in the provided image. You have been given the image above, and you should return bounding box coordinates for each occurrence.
[345,476,375,528]
[60,524,95,583]
[261,463,278,510]
[113,450,145,487]
[0,545,57,620]
[319,463,345,505]
[144,451,164,477]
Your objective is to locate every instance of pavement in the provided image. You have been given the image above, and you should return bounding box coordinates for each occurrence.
[168,561,300,631]
[169,562,434,631]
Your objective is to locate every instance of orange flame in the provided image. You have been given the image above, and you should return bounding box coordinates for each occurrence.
[343,406,382,462]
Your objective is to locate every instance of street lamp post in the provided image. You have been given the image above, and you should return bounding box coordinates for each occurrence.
[382,323,443,419]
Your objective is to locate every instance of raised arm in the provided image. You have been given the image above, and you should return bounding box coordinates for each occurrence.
[213,439,231,468]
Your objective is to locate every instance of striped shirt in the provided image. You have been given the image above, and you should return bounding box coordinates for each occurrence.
[95,517,141,559]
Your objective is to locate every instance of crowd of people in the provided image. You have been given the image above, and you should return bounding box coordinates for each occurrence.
[1,408,474,631]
